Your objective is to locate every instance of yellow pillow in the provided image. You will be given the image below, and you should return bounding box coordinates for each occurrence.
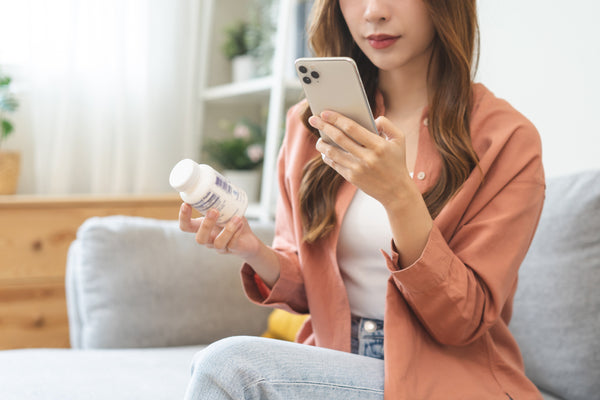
[261,309,309,342]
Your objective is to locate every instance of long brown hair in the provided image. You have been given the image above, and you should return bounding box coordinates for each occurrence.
[299,0,480,243]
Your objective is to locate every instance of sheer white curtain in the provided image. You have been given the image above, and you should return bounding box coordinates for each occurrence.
[0,0,200,194]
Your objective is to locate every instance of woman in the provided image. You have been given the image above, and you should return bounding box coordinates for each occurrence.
[180,0,545,399]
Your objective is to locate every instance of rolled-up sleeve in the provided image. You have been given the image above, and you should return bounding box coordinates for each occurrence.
[384,171,544,346]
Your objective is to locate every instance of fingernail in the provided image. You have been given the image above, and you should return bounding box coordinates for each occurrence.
[308,116,320,128]
[321,111,332,121]
[207,209,218,219]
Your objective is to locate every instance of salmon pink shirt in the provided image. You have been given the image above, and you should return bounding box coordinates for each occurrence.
[241,83,545,399]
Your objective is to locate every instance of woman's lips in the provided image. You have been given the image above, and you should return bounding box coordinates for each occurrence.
[367,34,400,49]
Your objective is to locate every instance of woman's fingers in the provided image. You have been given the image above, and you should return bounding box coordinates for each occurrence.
[194,209,219,246]
[309,111,379,151]
[374,116,405,142]
[308,116,360,154]
[179,204,248,255]
[179,203,201,232]
[179,203,219,247]
[316,137,349,162]
[213,216,244,253]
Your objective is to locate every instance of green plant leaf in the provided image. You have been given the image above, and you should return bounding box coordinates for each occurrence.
[1,119,14,139]
[222,21,250,59]
[204,118,265,170]
[0,71,18,147]
[0,76,11,87]
[205,137,262,170]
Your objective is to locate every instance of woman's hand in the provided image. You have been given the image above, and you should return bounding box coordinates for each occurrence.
[178,203,260,258]
[310,110,412,208]
[310,110,433,268]
[178,203,281,286]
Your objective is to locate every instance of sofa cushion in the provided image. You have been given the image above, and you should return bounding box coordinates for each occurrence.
[261,309,309,341]
[0,346,563,400]
[510,170,600,400]
[66,216,273,349]
[0,346,201,400]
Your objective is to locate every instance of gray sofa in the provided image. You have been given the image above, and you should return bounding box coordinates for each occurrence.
[0,170,598,400]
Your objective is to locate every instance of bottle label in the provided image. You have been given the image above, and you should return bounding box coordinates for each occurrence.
[215,175,233,194]
[189,173,247,224]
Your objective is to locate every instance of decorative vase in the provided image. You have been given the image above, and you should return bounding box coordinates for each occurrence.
[0,151,21,194]
[224,169,261,203]
[231,55,255,83]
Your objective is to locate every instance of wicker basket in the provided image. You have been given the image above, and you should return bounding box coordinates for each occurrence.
[0,151,21,194]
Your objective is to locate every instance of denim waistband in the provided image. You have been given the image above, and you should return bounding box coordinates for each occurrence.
[350,316,384,360]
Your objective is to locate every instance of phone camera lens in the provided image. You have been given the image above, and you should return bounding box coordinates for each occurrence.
[302,76,312,84]
[298,65,307,74]
[311,71,320,79]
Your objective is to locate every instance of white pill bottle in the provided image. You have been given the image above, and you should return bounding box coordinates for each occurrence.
[169,159,248,225]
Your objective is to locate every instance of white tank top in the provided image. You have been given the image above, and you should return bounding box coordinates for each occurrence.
[336,189,393,320]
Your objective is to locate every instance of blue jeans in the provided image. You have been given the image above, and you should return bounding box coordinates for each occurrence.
[184,319,385,400]
[350,316,384,360]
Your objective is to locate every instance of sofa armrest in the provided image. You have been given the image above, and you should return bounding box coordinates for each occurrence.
[66,215,273,349]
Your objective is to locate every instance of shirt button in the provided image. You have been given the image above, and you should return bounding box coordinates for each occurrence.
[364,320,377,333]
[417,171,426,180]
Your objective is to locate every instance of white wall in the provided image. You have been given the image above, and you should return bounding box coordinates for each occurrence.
[476,0,600,178]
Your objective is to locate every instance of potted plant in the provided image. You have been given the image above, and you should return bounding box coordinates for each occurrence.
[204,118,265,202]
[221,1,275,82]
[221,20,261,82]
[0,69,20,195]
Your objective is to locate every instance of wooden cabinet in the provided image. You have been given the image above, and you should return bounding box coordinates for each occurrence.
[0,195,182,349]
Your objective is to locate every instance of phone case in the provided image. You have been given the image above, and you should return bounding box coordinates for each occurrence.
[295,57,378,139]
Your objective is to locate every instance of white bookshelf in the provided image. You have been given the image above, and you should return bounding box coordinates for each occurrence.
[201,77,302,104]
[197,0,307,222]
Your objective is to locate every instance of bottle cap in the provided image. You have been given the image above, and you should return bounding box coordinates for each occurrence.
[169,159,199,192]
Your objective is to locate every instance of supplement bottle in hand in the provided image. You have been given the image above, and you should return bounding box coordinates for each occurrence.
[169,159,248,225]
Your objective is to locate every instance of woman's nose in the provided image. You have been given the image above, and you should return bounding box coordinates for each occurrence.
[363,0,391,23]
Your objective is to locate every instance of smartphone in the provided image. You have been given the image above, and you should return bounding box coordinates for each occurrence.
[294,57,378,146]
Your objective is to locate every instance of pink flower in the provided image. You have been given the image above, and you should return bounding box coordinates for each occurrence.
[233,123,251,139]
[246,144,264,163]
